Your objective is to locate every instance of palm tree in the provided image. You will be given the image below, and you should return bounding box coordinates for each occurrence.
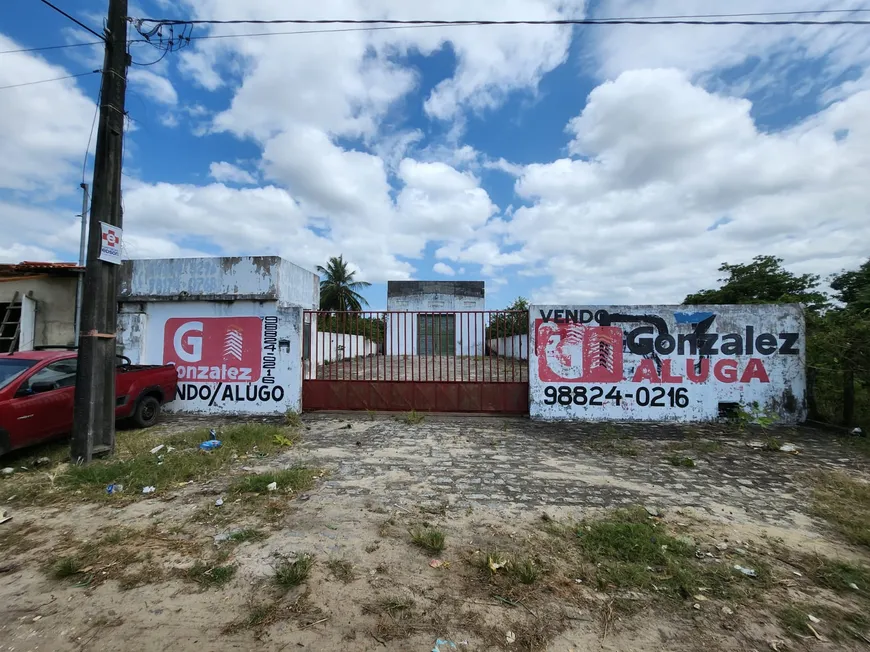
[317,255,371,311]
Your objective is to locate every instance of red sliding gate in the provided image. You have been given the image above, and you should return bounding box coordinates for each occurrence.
[302,310,528,414]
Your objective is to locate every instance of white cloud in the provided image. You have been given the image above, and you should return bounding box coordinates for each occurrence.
[498,68,870,303]
[0,34,96,194]
[127,69,178,106]
[208,161,257,185]
[433,262,456,276]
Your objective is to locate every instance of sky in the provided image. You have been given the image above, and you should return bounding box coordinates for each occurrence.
[1,0,869,310]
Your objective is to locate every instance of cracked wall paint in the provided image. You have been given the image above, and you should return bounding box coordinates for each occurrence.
[529,304,806,423]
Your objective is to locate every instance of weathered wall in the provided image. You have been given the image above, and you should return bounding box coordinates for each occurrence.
[313,333,377,365]
[120,256,318,308]
[489,335,529,360]
[0,277,77,348]
[529,304,806,423]
[386,281,486,355]
[119,300,303,415]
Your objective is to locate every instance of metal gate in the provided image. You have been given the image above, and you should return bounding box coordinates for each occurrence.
[302,310,528,413]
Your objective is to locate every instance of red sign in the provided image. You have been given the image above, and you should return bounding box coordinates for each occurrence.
[163,317,262,383]
[535,320,623,383]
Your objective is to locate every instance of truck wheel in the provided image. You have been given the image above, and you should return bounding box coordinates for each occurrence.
[0,429,9,457]
[133,396,160,429]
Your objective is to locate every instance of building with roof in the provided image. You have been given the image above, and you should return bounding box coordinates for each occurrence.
[0,262,84,352]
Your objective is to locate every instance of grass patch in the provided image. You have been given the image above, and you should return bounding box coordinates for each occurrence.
[574,507,765,599]
[666,454,696,468]
[230,467,320,494]
[778,605,812,637]
[810,470,870,549]
[773,546,870,594]
[326,558,356,583]
[410,525,446,553]
[379,596,414,618]
[186,561,236,587]
[509,556,540,585]
[51,556,84,579]
[284,410,303,428]
[402,410,425,425]
[777,603,870,643]
[227,528,268,544]
[27,423,305,502]
[275,554,313,590]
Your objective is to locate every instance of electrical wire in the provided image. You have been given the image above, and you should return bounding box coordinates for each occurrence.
[0,69,101,91]
[130,48,169,66]
[130,16,870,28]
[38,0,105,41]
[0,40,103,55]
[82,84,102,185]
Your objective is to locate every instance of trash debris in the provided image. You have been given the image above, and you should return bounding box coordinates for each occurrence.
[32,615,42,622]
[506,631,516,645]
[34,457,51,466]
[0,509,11,525]
[849,582,859,590]
[200,429,222,450]
[213,533,230,544]
[488,557,507,572]
[644,505,661,517]
[266,481,278,492]
[574,578,583,584]
[792,571,803,577]
[747,441,765,449]
[142,486,156,494]
[150,444,165,455]
[722,606,734,616]
[432,640,458,652]
[807,623,823,641]
[715,542,729,551]
[693,602,701,610]
[852,427,865,437]
[1,467,13,475]
[429,559,444,569]
[106,483,124,495]
[769,639,786,651]
[808,614,821,624]
[215,497,224,507]
[693,595,708,601]
[779,443,799,453]
[734,564,757,578]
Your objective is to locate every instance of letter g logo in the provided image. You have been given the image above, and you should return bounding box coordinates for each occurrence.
[173,321,203,363]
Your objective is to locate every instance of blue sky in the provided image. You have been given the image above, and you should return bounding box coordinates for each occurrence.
[1,0,869,310]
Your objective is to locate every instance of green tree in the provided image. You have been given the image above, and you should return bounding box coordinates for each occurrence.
[317,255,371,312]
[831,259,870,314]
[684,255,829,312]
[486,296,530,338]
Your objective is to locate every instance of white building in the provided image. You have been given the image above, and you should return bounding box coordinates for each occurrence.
[385,281,485,356]
[117,256,318,415]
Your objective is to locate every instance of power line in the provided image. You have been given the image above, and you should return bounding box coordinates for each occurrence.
[130,16,870,29]
[0,69,101,91]
[38,0,105,41]
[0,40,103,55]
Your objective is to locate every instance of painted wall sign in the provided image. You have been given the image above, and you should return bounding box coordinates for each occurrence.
[529,305,806,423]
[98,222,122,265]
[163,317,263,382]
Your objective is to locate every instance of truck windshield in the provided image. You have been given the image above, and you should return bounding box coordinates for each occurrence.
[0,359,37,391]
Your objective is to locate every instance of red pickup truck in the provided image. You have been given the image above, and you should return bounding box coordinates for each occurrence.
[0,349,178,456]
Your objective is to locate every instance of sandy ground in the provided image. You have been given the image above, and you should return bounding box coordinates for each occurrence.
[1,414,869,652]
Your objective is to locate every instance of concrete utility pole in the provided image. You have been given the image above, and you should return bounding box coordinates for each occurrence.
[71,0,129,463]
[74,182,89,346]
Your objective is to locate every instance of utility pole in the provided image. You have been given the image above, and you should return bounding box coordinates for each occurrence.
[71,0,129,463]
[74,182,88,346]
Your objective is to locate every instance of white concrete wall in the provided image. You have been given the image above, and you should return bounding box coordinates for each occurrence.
[0,277,78,348]
[302,331,378,379]
[119,256,319,308]
[529,304,806,423]
[119,300,303,415]
[489,335,529,360]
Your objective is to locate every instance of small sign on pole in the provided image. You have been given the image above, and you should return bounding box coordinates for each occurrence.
[98,222,122,265]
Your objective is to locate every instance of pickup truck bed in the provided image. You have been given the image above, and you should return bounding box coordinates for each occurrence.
[0,350,178,456]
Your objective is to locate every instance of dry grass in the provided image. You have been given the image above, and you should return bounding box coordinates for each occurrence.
[275,554,314,591]
[810,470,870,549]
[326,558,356,583]
[0,423,305,505]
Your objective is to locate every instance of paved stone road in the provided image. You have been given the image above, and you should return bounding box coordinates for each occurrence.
[288,415,867,528]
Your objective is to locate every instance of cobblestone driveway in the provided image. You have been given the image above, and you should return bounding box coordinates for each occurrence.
[290,415,868,530]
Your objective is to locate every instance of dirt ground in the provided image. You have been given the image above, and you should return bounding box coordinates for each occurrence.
[1,414,870,652]
[315,354,528,381]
